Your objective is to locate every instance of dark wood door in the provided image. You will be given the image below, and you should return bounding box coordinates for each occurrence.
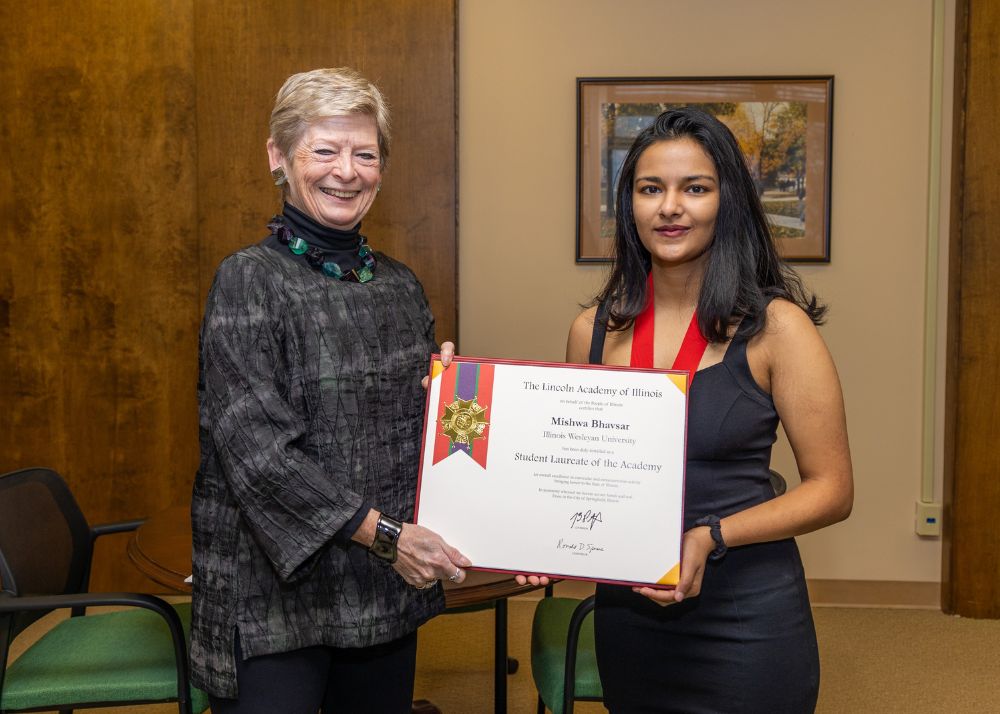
[943,0,1000,618]
[0,0,456,591]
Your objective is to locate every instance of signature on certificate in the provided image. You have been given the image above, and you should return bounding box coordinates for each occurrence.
[569,509,603,530]
[556,538,606,555]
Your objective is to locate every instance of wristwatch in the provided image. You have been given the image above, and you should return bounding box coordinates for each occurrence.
[694,514,727,561]
[370,514,403,563]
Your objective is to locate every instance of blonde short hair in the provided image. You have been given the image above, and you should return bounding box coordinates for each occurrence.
[269,67,391,168]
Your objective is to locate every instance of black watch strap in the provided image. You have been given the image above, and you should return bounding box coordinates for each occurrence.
[694,514,727,561]
[370,514,402,563]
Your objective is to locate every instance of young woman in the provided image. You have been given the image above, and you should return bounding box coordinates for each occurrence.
[562,107,852,712]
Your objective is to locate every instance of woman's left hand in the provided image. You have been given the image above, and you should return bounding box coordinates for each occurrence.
[422,341,455,390]
[633,525,715,606]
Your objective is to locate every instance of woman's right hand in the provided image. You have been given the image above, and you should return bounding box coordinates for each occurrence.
[394,522,472,589]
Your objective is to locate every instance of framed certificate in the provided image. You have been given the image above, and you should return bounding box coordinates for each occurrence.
[415,356,688,587]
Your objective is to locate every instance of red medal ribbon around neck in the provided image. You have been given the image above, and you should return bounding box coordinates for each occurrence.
[629,273,709,380]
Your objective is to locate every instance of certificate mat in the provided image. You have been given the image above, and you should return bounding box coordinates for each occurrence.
[415,356,687,587]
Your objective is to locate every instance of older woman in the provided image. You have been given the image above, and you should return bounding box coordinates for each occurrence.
[190,68,469,714]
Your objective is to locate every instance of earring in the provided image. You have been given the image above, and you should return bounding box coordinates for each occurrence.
[376,184,381,193]
[271,167,287,186]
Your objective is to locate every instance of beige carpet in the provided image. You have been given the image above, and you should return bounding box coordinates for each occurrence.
[9,589,1000,713]
[415,598,1000,713]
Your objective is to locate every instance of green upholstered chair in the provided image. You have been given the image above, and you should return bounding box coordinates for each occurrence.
[530,593,602,714]
[0,467,209,714]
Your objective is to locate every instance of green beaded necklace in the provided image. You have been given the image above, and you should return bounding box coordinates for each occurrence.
[268,215,376,283]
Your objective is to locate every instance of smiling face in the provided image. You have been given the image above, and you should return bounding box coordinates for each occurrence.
[267,113,382,230]
[631,137,720,269]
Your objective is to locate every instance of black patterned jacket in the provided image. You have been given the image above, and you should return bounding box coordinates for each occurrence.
[190,243,443,698]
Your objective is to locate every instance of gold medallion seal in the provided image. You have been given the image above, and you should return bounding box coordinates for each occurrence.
[440,398,489,445]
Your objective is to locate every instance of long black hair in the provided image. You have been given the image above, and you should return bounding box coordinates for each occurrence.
[595,106,825,342]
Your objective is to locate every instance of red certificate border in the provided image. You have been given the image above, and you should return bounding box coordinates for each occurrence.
[415,354,689,590]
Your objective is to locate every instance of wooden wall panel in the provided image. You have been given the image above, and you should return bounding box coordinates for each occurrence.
[0,1,200,591]
[944,0,1000,618]
[194,0,458,342]
[1,1,457,590]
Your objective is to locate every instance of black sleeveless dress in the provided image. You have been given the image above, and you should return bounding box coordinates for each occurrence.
[590,311,820,713]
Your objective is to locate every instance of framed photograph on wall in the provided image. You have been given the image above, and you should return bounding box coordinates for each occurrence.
[576,76,834,263]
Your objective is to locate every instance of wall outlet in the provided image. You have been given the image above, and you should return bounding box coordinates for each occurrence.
[915,501,942,537]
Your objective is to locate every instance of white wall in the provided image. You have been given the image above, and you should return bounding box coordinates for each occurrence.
[459,0,948,582]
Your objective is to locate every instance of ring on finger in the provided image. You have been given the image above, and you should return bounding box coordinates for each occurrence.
[448,569,462,582]
[420,579,438,590]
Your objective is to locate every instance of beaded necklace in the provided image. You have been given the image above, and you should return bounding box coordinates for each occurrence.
[267,215,376,283]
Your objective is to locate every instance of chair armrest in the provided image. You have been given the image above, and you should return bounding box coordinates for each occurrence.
[91,518,146,539]
[82,520,146,598]
[0,591,170,614]
[0,591,194,710]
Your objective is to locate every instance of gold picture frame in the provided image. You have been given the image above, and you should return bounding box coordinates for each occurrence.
[576,76,834,263]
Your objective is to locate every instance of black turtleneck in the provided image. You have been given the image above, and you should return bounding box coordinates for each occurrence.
[263,202,369,274]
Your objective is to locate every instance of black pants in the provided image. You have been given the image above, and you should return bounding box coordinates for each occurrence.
[208,631,419,714]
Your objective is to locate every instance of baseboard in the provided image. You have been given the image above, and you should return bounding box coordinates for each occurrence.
[807,579,940,609]
[513,579,942,610]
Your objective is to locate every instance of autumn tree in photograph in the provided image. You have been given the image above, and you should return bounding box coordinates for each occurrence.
[579,77,831,262]
[599,100,809,239]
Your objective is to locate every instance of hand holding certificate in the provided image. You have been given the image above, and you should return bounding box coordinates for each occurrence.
[415,356,688,587]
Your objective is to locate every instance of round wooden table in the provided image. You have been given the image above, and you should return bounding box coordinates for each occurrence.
[127,504,540,713]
